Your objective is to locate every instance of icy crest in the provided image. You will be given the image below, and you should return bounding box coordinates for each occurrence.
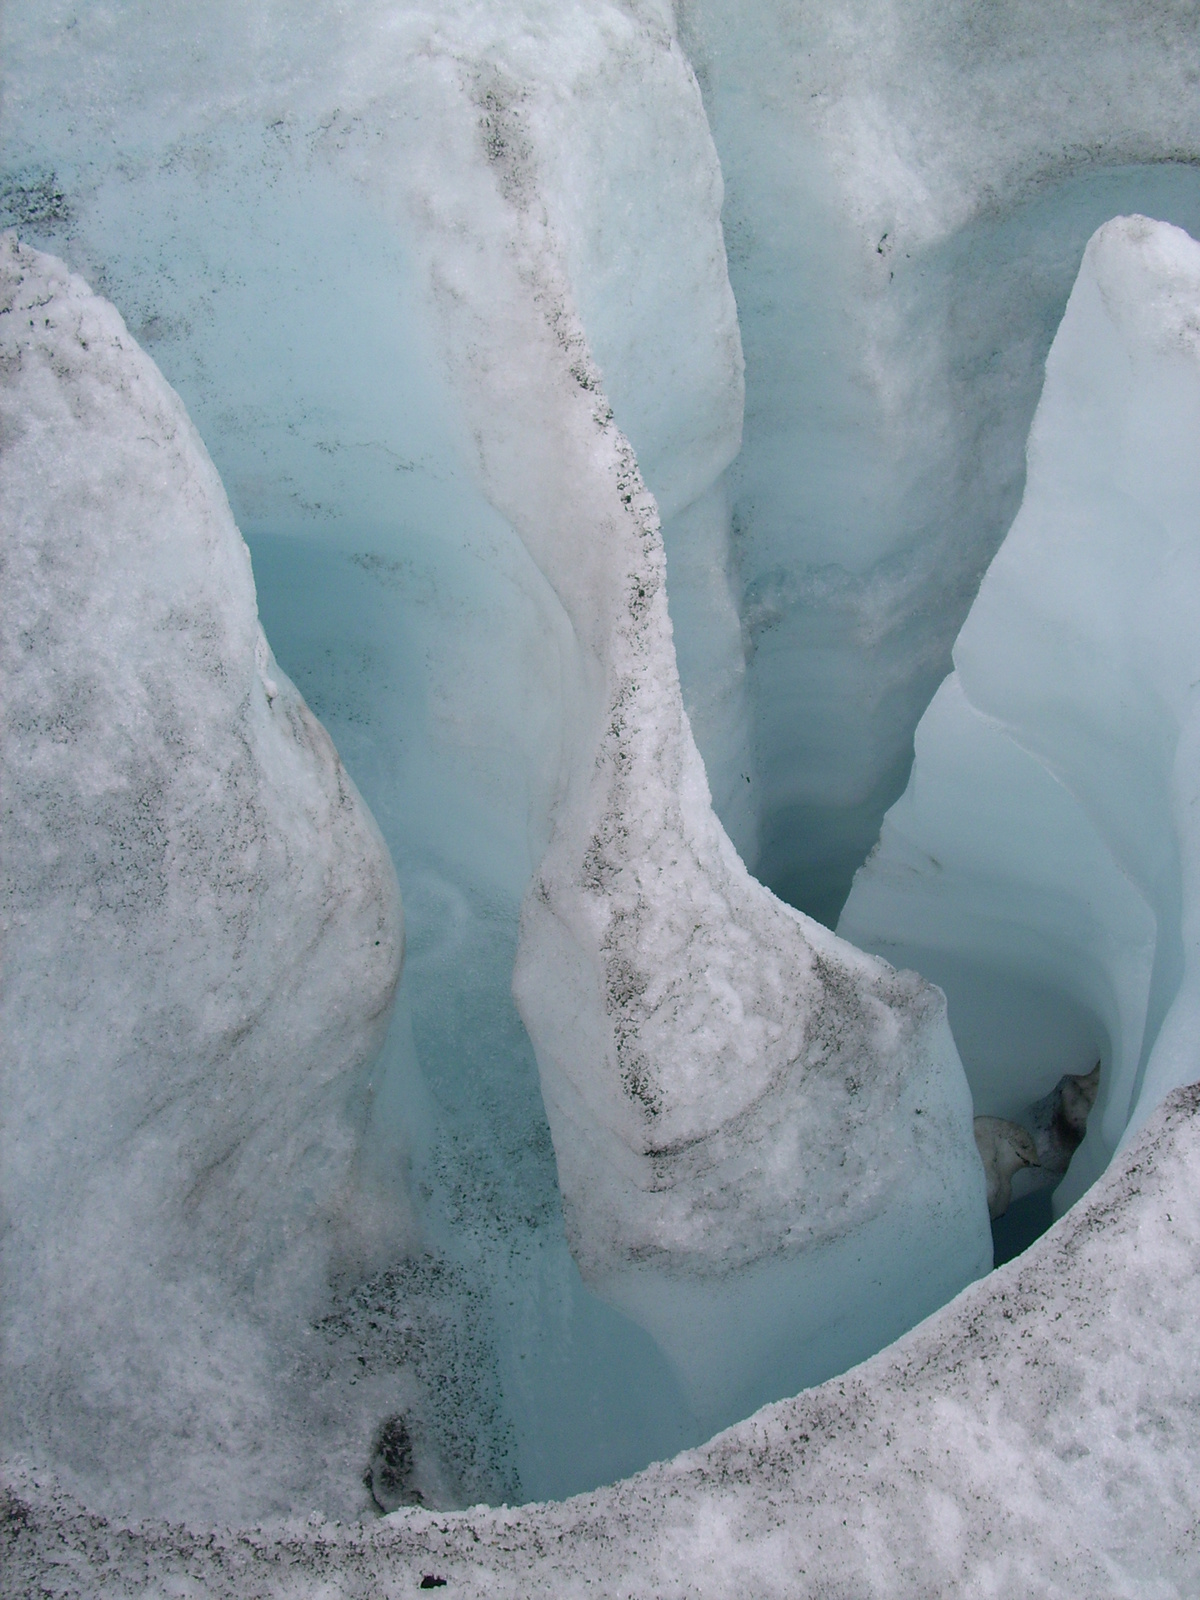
[382,22,992,1419]
[842,215,1200,1208]
[0,236,403,1522]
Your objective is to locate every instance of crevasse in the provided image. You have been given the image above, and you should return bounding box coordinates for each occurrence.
[3,0,1200,1575]
[841,215,1200,1214]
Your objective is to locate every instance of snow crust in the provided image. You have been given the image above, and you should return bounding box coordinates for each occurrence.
[8,1082,1200,1598]
[841,215,1200,1211]
[4,0,1200,1544]
[0,237,404,1523]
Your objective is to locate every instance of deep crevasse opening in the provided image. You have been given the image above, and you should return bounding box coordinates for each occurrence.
[3,0,1200,1529]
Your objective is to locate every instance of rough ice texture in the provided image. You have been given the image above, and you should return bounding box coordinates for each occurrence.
[5,0,1196,1520]
[841,216,1200,1211]
[676,0,1200,922]
[0,0,775,1499]
[4,1,1193,1454]
[7,1080,1199,1597]
[387,16,992,1420]
[14,1,1197,931]
[0,236,404,1523]
[0,0,990,1443]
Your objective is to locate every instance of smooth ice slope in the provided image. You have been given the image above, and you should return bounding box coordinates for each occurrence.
[842,216,1200,1211]
[9,1081,1200,1597]
[678,0,1200,921]
[0,237,404,1524]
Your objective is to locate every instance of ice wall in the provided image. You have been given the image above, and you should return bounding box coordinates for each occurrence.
[0,0,757,859]
[7,0,1199,1533]
[677,0,1200,922]
[0,0,759,1496]
[427,76,991,1422]
[1,0,995,1468]
[0,238,403,1522]
[841,215,1200,1213]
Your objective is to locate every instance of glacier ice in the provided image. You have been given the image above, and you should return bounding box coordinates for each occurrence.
[3,0,1200,1578]
[841,215,1200,1219]
[0,237,404,1522]
[1026,1064,1102,1182]
[677,0,1200,922]
[2,0,750,1500]
[0,0,992,1467]
[973,1063,1101,1228]
[390,17,990,1422]
[8,1084,1200,1595]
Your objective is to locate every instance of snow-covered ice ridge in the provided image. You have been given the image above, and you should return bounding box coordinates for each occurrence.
[7,1083,1200,1597]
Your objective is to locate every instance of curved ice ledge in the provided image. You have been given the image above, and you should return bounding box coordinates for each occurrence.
[841,216,1200,1220]
[8,1083,1200,1596]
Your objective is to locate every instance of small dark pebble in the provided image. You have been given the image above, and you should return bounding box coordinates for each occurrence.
[420,1578,447,1590]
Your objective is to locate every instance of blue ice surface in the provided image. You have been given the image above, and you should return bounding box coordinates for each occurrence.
[249,531,703,1503]
[0,139,706,1495]
[708,154,1200,927]
[8,60,1198,1494]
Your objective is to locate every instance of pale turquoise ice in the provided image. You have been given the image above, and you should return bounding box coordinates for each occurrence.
[4,0,1200,1543]
[842,215,1200,1214]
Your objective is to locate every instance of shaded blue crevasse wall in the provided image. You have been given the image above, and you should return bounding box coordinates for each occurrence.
[712,159,1200,928]
[2,132,707,1498]
[249,531,704,1501]
[3,1,1199,1504]
[245,161,1200,1493]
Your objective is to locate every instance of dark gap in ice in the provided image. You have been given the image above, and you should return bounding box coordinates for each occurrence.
[991,1189,1056,1266]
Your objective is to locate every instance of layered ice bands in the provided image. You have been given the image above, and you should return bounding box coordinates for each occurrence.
[397,30,991,1423]
[676,0,1200,924]
[841,216,1200,1212]
[0,238,404,1523]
